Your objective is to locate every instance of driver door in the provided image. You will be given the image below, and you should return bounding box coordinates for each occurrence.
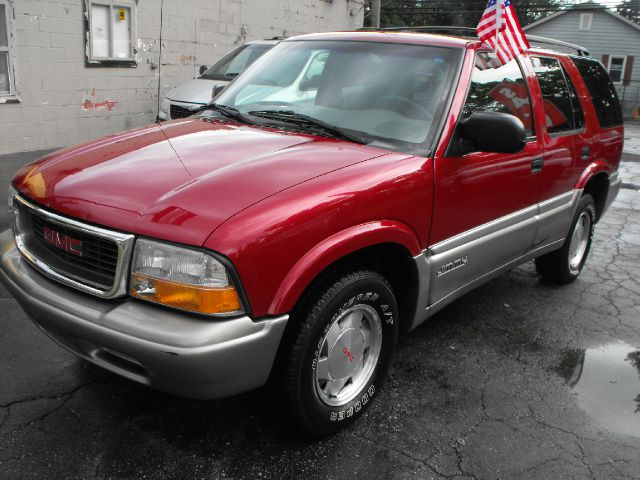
[428,52,543,306]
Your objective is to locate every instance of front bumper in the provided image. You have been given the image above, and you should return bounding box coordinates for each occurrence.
[0,229,288,399]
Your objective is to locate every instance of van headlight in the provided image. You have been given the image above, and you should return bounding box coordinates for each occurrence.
[129,239,244,316]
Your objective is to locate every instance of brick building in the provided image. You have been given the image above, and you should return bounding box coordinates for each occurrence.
[0,0,364,154]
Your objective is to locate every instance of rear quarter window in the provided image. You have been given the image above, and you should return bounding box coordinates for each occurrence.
[532,57,581,134]
[570,57,623,128]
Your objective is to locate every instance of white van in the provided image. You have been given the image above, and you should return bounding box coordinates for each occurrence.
[158,39,279,120]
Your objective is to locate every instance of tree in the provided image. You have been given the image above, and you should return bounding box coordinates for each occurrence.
[363,0,568,29]
[616,0,640,23]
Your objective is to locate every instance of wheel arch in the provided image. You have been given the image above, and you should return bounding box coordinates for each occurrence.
[576,162,610,221]
[268,221,422,333]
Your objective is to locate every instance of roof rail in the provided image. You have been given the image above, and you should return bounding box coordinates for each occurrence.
[358,26,477,35]
[357,26,591,57]
[526,35,590,56]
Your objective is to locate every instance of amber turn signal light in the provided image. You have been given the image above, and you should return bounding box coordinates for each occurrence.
[130,274,242,315]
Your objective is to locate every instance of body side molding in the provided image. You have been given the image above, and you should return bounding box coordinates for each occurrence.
[407,189,581,331]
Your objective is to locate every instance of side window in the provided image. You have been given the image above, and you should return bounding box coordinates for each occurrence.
[562,65,584,130]
[462,52,534,136]
[571,56,622,127]
[532,57,579,134]
[300,51,329,91]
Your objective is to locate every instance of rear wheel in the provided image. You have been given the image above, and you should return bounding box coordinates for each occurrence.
[276,270,398,435]
[535,194,596,283]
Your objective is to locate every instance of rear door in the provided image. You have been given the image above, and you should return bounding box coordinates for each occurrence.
[429,51,542,306]
[528,55,587,247]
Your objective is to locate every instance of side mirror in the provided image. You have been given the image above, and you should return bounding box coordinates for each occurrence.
[458,111,526,154]
[211,84,225,100]
[199,65,208,76]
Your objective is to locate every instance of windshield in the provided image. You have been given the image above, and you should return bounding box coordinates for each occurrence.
[213,40,463,154]
[200,44,273,81]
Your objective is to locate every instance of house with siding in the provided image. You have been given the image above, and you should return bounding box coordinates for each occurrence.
[524,1,640,118]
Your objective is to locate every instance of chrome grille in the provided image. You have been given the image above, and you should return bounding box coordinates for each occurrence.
[30,213,119,289]
[170,104,195,119]
[13,195,135,298]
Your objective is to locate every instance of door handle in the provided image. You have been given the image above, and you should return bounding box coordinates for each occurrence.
[531,157,544,173]
[581,146,590,160]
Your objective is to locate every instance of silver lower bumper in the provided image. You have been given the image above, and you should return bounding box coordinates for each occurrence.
[0,229,288,399]
[603,171,622,216]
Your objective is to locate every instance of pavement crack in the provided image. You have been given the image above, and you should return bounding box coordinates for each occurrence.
[0,378,100,410]
[350,430,449,478]
[0,379,100,430]
[576,441,596,480]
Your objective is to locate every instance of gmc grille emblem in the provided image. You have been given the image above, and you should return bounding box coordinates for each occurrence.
[42,226,83,257]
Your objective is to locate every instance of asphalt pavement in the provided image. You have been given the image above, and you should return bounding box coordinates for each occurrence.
[1,135,640,479]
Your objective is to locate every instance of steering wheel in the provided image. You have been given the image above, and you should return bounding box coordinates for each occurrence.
[374,95,433,120]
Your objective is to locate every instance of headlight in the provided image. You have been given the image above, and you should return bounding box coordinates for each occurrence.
[129,239,243,316]
[160,97,170,114]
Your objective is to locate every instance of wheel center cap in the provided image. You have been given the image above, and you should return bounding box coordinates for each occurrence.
[328,328,364,380]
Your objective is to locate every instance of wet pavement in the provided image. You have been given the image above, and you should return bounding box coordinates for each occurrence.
[558,343,640,439]
[1,145,640,479]
[624,122,640,157]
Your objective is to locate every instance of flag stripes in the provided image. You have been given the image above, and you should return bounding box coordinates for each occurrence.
[476,0,530,65]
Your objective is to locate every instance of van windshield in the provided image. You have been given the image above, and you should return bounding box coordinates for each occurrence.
[212,40,463,154]
[200,44,273,81]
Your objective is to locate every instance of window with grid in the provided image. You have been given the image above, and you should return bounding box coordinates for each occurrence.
[607,56,626,84]
[86,1,136,65]
[0,0,15,96]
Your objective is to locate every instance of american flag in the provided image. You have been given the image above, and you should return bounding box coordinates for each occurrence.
[476,0,530,65]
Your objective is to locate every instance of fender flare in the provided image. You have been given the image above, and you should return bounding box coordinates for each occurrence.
[575,160,610,190]
[268,220,422,315]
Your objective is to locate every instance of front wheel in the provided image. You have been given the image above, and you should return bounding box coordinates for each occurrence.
[535,193,596,283]
[276,270,398,435]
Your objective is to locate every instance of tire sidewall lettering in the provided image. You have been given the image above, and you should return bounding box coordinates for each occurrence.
[305,282,396,427]
[329,385,376,422]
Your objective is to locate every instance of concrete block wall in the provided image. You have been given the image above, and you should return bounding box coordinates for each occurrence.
[0,0,364,155]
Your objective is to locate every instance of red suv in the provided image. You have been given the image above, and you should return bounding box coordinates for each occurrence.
[0,31,623,435]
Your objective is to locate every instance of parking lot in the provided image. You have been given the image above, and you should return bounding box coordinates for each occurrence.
[1,141,640,479]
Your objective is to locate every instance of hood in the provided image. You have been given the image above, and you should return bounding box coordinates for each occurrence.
[166,78,229,105]
[14,118,389,246]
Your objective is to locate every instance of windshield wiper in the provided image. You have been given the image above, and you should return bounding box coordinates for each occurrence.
[247,110,367,145]
[198,103,254,125]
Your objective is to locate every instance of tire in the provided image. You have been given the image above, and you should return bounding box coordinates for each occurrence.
[276,270,399,436]
[535,193,596,284]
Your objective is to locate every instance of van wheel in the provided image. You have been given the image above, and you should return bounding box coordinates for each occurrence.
[277,270,398,436]
[535,194,596,283]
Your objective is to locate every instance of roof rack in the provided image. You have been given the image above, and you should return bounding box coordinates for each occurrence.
[357,26,590,57]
